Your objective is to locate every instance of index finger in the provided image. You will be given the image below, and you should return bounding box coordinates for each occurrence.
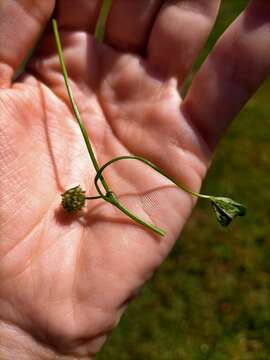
[182,0,270,151]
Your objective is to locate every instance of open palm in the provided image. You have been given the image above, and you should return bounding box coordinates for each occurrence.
[0,1,269,358]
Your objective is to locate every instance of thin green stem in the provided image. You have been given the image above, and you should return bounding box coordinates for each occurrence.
[52,19,165,236]
[85,195,103,200]
[110,199,166,237]
[94,175,166,237]
[94,0,113,42]
[52,19,110,195]
[95,155,212,200]
[92,154,215,237]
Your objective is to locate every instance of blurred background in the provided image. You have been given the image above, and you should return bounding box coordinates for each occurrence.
[97,1,270,359]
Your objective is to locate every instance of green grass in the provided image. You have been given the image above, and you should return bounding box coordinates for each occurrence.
[97,1,270,359]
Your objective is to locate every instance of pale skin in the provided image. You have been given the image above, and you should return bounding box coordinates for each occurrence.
[0,0,269,358]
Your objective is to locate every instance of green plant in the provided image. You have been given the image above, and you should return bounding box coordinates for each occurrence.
[52,3,246,237]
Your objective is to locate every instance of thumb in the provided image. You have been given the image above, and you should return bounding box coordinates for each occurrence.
[0,0,55,87]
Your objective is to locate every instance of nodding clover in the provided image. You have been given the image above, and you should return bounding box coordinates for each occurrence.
[52,1,246,236]
[211,197,247,226]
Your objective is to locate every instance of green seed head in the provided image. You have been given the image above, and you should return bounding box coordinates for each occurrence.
[61,185,86,213]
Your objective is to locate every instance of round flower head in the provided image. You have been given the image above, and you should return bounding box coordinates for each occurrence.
[61,185,86,213]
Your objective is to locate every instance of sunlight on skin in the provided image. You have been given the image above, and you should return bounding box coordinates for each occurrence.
[0,0,270,358]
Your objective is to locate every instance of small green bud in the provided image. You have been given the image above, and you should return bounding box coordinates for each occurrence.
[211,197,247,226]
[61,185,86,213]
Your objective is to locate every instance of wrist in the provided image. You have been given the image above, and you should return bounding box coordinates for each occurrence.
[0,321,94,360]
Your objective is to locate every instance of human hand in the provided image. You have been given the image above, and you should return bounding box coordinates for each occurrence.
[0,1,269,358]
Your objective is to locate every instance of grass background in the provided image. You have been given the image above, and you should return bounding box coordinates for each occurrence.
[97,1,270,359]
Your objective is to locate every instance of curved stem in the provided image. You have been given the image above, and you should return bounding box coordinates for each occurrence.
[91,155,216,237]
[85,195,103,200]
[95,155,211,200]
[94,174,166,237]
[52,19,110,195]
[94,0,113,42]
[89,154,219,236]
[110,199,166,237]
